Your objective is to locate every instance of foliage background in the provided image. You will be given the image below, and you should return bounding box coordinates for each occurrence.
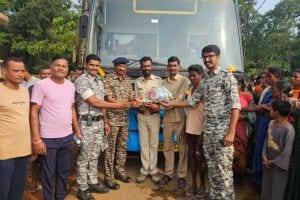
[0,0,80,72]
[238,0,300,75]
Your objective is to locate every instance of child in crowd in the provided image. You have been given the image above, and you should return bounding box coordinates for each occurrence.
[253,75,264,103]
[244,67,284,188]
[261,100,295,200]
[271,80,292,102]
[271,80,300,121]
[291,69,300,99]
[183,64,207,199]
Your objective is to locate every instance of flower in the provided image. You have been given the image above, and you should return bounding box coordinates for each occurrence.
[98,67,105,77]
[227,66,236,73]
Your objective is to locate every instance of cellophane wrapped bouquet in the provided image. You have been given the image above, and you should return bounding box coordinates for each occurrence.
[145,86,173,103]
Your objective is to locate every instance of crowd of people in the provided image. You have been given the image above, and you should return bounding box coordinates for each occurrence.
[0,44,299,200]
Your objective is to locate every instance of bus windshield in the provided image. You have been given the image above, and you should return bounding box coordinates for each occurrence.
[86,0,243,71]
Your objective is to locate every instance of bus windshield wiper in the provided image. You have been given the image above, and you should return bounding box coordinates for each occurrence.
[128,58,167,67]
[127,58,140,66]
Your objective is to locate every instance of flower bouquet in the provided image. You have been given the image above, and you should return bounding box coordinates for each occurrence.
[145,86,173,103]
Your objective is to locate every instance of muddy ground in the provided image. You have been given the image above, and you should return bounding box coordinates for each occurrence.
[23,151,260,200]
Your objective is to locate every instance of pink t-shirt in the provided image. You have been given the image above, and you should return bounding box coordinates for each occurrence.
[31,78,75,138]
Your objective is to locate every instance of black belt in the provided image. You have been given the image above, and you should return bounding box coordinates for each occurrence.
[79,115,103,121]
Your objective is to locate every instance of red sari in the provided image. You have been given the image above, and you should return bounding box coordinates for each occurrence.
[233,92,252,174]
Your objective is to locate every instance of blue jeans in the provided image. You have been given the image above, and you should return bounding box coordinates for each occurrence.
[0,156,30,200]
[41,134,73,200]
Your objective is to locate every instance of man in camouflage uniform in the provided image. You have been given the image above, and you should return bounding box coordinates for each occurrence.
[75,54,130,200]
[103,57,139,190]
[189,45,241,199]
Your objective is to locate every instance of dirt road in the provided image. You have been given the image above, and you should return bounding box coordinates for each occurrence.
[24,152,260,200]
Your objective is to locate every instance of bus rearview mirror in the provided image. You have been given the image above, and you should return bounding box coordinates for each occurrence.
[79,15,88,38]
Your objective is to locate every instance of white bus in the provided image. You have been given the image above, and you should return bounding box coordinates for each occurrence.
[80,0,243,151]
[81,0,243,73]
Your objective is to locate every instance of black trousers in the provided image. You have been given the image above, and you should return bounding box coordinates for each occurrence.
[0,156,30,200]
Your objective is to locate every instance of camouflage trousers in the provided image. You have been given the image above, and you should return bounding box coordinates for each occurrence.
[104,125,129,181]
[203,132,235,200]
[77,120,107,191]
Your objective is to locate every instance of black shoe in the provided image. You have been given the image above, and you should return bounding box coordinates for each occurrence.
[104,179,120,190]
[88,183,109,194]
[77,190,95,200]
[115,174,131,183]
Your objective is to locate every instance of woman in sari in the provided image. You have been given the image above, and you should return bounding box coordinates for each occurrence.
[232,74,253,185]
[242,67,284,188]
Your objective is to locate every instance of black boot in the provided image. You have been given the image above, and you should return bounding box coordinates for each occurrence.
[88,183,109,193]
[77,189,95,200]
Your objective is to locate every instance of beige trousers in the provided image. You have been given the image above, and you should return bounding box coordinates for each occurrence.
[163,120,188,178]
[137,113,161,175]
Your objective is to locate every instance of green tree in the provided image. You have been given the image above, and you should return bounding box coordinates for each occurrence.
[238,0,260,55]
[0,0,31,13]
[238,0,262,74]
[0,0,79,72]
[240,0,300,74]
[290,23,300,71]
[48,15,79,61]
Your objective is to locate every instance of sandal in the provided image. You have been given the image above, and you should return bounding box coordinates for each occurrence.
[186,187,197,197]
[177,178,186,189]
[30,185,42,193]
[196,189,208,199]
[160,175,172,185]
